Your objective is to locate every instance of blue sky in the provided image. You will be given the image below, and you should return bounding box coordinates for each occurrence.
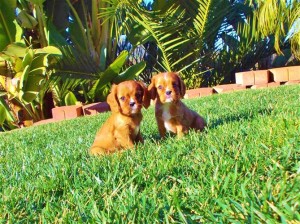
[143,0,153,4]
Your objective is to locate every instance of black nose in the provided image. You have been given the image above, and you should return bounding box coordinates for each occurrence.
[130,102,135,107]
[166,90,172,96]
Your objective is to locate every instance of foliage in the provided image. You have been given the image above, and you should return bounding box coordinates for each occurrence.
[0,85,299,221]
[0,43,62,130]
[0,0,148,130]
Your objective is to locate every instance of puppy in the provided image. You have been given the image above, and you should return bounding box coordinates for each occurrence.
[148,72,206,138]
[89,81,150,156]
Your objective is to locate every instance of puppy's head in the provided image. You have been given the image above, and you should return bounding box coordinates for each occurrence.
[107,80,150,116]
[148,72,186,103]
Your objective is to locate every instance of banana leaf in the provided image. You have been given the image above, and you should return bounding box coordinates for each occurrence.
[113,61,146,84]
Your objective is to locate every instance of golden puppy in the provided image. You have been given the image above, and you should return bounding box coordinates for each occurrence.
[148,72,206,138]
[89,81,150,156]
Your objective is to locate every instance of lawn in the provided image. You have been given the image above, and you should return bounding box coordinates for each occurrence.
[1,85,299,223]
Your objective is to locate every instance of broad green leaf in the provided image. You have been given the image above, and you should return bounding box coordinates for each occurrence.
[13,20,23,42]
[29,0,46,5]
[30,55,48,68]
[35,46,62,56]
[99,45,107,71]
[21,91,38,103]
[28,67,46,77]
[88,51,128,100]
[100,50,128,84]
[14,58,23,73]
[0,104,6,125]
[20,72,44,103]
[3,43,27,57]
[113,61,146,84]
[0,0,17,51]
[22,49,34,69]
[19,65,30,90]
[64,91,78,105]
[0,96,15,122]
[17,10,38,29]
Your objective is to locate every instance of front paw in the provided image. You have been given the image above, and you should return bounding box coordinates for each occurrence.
[89,146,106,156]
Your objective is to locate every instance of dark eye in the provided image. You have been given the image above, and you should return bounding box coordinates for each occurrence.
[158,85,163,90]
[120,96,125,101]
[172,83,177,88]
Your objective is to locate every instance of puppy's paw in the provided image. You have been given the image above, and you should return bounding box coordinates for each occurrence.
[89,147,106,156]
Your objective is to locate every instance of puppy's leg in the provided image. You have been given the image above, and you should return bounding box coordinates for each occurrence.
[89,146,106,156]
[114,129,135,149]
[156,117,167,138]
[134,131,144,144]
[176,125,189,138]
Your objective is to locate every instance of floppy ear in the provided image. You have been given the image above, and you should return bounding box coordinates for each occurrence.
[106,84,120,113]
[138,82,151,109]
[176,73,186,98]
[147,75,157,100]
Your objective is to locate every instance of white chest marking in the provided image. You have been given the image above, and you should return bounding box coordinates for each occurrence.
[133,125,140,136]
[161,104,175,132]
[164,121,175,132]
[161,104,171,121]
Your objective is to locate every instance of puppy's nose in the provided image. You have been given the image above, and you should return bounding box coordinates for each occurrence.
[166,90,172,96]
[130,102,135,107]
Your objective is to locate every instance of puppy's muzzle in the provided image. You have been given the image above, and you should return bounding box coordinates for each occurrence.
[130,102,136,107]
[166,90,172,96]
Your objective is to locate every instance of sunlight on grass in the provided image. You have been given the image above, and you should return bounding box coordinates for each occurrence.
[1,85,300,222]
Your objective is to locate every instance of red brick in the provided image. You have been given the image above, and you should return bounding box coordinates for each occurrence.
[33,118,56,126]
[269,67,288,82]
[251,82,280,89]
[52,107,65,121]
[284,80,300,85]
[82,102,110,116]
[184,90,199,99]
[250,84,268,89]
[213,84,246,93]
[199,87,214,97]
[184,88,214,99]
[235,71,254,85]
[254,70,270,84]
[267,82,281,87]
[287,66,300,81]
[52,105,83,120]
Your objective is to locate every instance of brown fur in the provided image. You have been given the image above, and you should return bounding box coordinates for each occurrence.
[148,72,206,138]
[89,81,150,156]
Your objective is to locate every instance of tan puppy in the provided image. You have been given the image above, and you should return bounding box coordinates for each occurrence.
[89,81,150,155]
[148,72,206,138]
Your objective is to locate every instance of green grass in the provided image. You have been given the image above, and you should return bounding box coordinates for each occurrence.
[1,85,300,223]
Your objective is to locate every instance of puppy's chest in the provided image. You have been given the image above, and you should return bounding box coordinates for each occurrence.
[116,115,141,136]
[160,106,177,132]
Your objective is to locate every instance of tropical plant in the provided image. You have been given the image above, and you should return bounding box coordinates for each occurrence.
[0,0,148,130]
[252,0,300,59]
[0,43,62,130]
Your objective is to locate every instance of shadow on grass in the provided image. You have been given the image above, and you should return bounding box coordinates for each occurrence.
[208,108,273,129]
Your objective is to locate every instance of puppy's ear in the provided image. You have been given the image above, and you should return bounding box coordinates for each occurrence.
[147,75,157,100]
[138,82,151,109]
[106,84,120,113]
[176,73,186,98]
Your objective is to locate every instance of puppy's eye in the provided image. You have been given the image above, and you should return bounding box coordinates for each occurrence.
[120,96,125,101]
[172,83,177,88]
[158,85,163,90]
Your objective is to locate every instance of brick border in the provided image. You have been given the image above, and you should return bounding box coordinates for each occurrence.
[28,66,299,127]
